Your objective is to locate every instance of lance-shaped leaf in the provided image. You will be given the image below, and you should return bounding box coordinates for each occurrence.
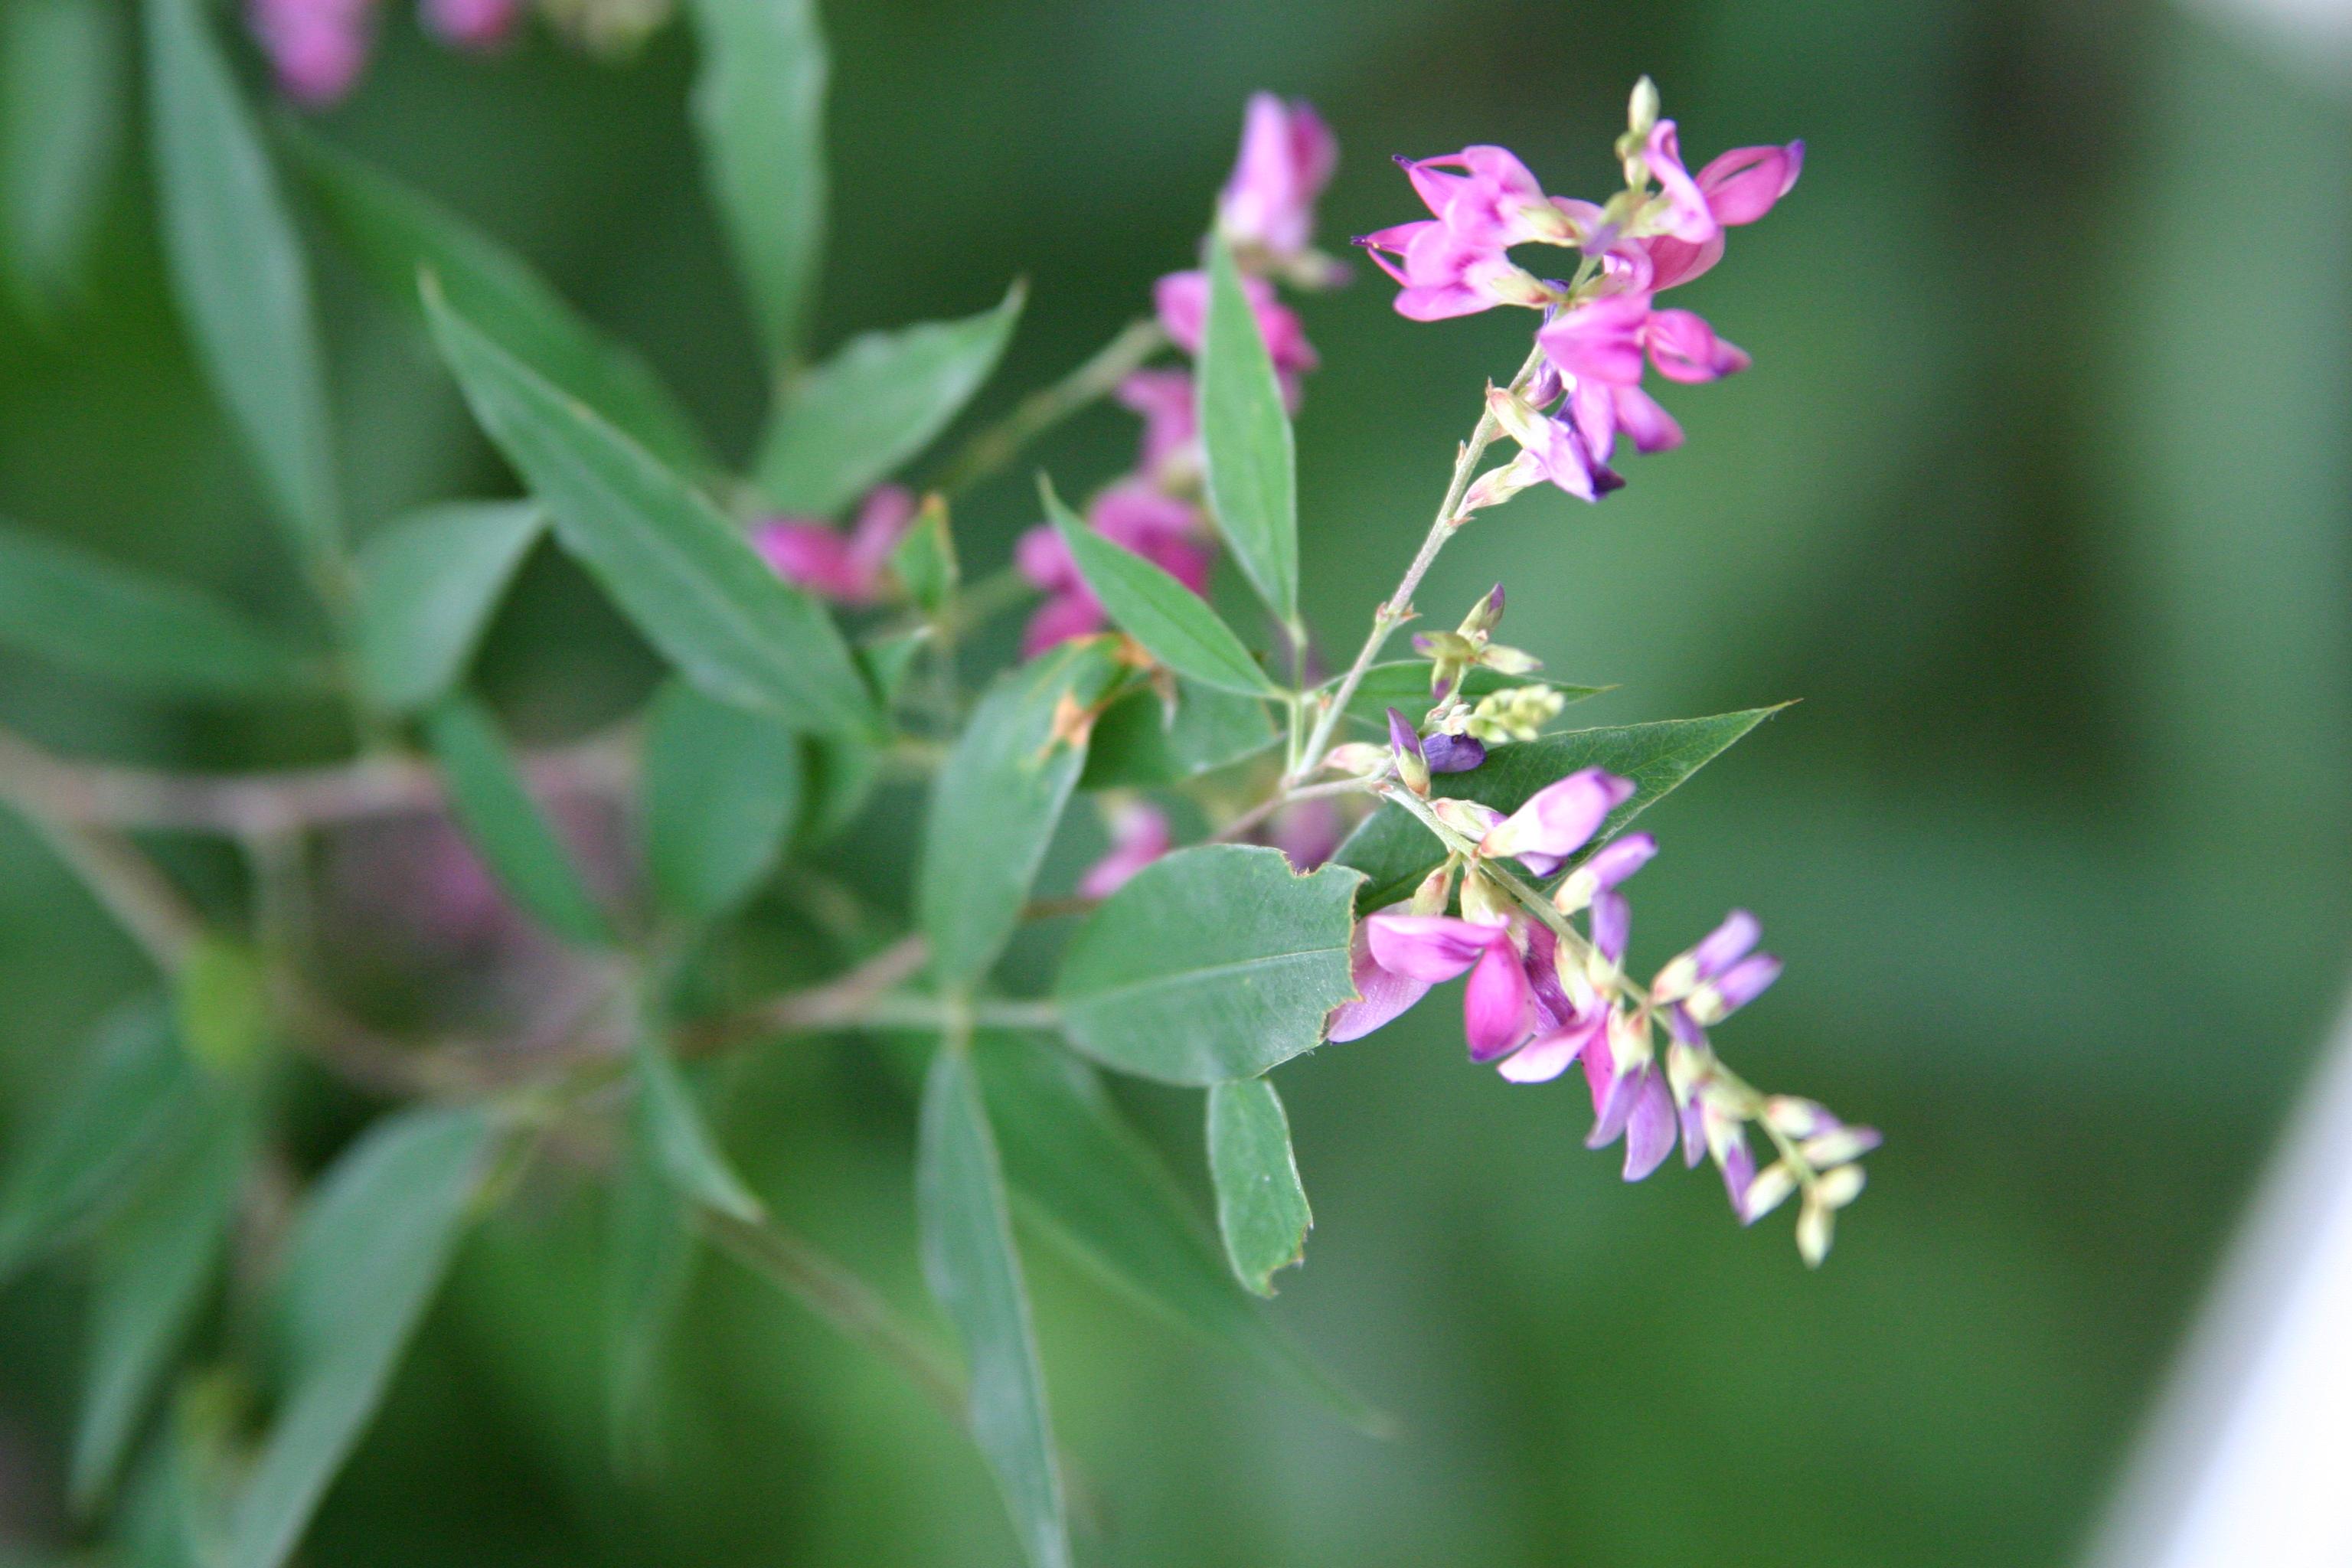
[1334,708,1785,913]
[219,1106,493,1568]
[0,521,319,701]
[2,0,123,313]
[1054,845,1362,1086]
[142,0,338,560]
[1331,662,1606,733]
[890,493,958,619]
[756,284,1024,518]
[1197,237,1295,624]
[603,1094,698,1470]
[1042,477,1278,698]
[0,997,198,1285]
[687,0,826,374]
[1206,1079,1311,1297]
[352,501,543,716]
[426,285,876,733]
[71,1095,253,1511]
[975,1035,1382,1429]
[631,1035,764,1223]
[1080,679,1276,789]
[918,639,1119,987]
[289,132,711,475]
[918,1046,1068,1568]
[424,693,612,947]
[641,679,803,923]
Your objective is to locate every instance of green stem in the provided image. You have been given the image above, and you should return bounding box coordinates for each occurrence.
[933,317,1169,495]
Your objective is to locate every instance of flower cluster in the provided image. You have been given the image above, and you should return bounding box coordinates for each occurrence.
[1015,96,1340,656]
[250,0,665,106]
[1363,79,1802,505]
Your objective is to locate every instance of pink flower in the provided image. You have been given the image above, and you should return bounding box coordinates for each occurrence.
[1642,137,1805,292]
[1356,220,1558,322]
[1642,122,1720,244]
[249,0,377,106]
[1654,910,1783,1035]
[1015,482,1211,656]
[1217,94,1338,264]
[1153,270,1318,381]
[753,485,917,606]
[1364,913,1536,1061]
[1534,296,1745,465]
[1394,146,1588,250]
[1116,370,1197,479]
[1259,795,1346,872]
[1478,768,1635,877]
[1078,802,1171,899]
[420,0,522,48]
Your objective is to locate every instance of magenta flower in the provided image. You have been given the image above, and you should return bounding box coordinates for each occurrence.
[1015,482,1211,657]
[1394,146,1588,250]
[1078,802,1172,899]
[1116,370,1197,480]
[1355,221,1557,322]
[1259,794,1346,872]
[421,0,522,47]
[1476,385,1612,505]
[249,0,375,106]
[1478,767,1635,877]
[1217,94,1338,265]
[753,485,917,606]
[1364,913,1536,1061]
[1642,137,1805,292]
[1153,270,1318,384]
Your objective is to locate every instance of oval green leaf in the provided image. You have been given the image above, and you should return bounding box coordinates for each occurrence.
[1197,236,1295,623]
[1206,1078,1312,1298]
[641,679,803,923]
[631,1034,765,1223]
[352,501,543,716]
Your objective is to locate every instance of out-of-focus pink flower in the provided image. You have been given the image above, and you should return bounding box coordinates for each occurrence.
[421,0,522,48]
[753,485,917,606]
[1116,370,1197,480]
[1260,795,1345,871]
[1217,93,1338,264]
[1356,220,1558,322]
[1642,138,1804,291]
[1016,482,1211,656]
[1538,293,1653,385]
[1153,270,1318,382]
[1079,801,1171,898]
[249,0,377,106]
[1654,910,1783,1036]
[1642,309,1750,383]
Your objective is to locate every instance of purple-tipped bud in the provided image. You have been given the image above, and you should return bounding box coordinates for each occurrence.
[1691,910,1761,977]
[1387,707,1431,795]
[1459,583,1507,639]
[1479,768,1635,877]
[1589,888,1630,965]
[1420,731,1487,773]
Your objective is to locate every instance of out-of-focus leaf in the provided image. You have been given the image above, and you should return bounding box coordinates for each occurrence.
[975,1035,1382,1429]
[220,1106,493,1568]
[856,629,926,707]
[917,1046,1068,1568]
[142,0,338,559]
[122,1386,236,1568]
[352,501,544,716]
[1054,845,1362,1085]
[1197,237,1295,625]
[1335,708,1784,912]
[800,731,882,844]
[1043,478,1277,697]
[890,493,957,619]
[1333,661,1606,733]
[0,997,197,1285]
[70,1097,252,1511]
[631,1035,764,1223]
[603,1094,697,1470]
[641,679,802,923]
[424,693,612,947]
[755,284,1024,518]
[427,286,876,733]
[0,521,319,700]
[917,639,1118,986]
[173,933,270,1076]
[0,0,122,312]
[1205,1078,1311,1298]
[686,0,826,374]
[1079,679,1276,789]
[289,132,712,475]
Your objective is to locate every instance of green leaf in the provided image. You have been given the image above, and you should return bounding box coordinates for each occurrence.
[71,1096,252,1511]
[1205,1079,1311,1297]
[686,0,827,374]
[890,493,958,619]
[631,1035,764,1223]
[352,501,544,716]
[800,731,882,844]
[426,284,876,734]
[917,639,1119,986]
[1,0,122,312]
[641,679,803,923]
[0,997,198,1285]
[220,1106,492,1568]
[1079,679,1276,789]
[288,132,712,475]
[423,692,612,947]
[603,1096,697,1471]
[917,1046,1068,1568]
[0,520,318,700]
[1054,844,1363,1086]
[142,0,338,559]
[755,283,1024,518]
[1334,662,1606,733]
[975,1035,1382,1429]
[1334,707,1785,913]
[1196,236,1295,624]
[1042,477,1278,697]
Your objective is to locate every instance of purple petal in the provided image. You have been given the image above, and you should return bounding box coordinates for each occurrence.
[1589,890,1630,965]
[1714,953,1782,1014]
[1582,833,1658,892]
[1622,1070,1676,1181]
[1462,939,1536,1061]
[1365,913,1498,983]
[1328,921,1434,1041]
[1498,1012,1602,1084]
[1691,910,1761,978]
[1420,732,1487,773]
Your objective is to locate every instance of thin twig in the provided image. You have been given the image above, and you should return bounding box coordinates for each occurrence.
[1209,777,1376,845]
[678,935,933,1055]
[23,815,198,973]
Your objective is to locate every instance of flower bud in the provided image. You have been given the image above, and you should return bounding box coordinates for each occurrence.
[1628,76,1661,142]
[1459,867,1514,928]
[1479,642,1541,675]
[1431,798,1504,838]
[1795,1195,1835,1267]
[1387,707,1431,796]
[1467,684,1566,744]
[1406,860,1458,916]
[1321,741,1390,778]
[1813,1162,1867,1209]
[1420,730,1487,773]
[1460,452,1544,515]
[1762,1095,1836,1139]
[1459,583,1507,640]
[1743,1160,1798,1223]
[1802,1126,1882,1170]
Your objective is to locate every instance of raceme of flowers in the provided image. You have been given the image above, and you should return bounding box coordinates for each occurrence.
[250,0,666,105]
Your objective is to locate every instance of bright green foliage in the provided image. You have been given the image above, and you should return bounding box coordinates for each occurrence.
[1197,237,1295,624]
[755,284,1024,517]
[917,639,1119,987]
[219,1107,493,1568]
[1335,708,1783,911]
[142,0,338,561]
[424,693,613,947]
[427,286,877,734]
[1055,845,1363,1085]
[917,1046,1067,1568]
[1206,1077,1312,1297]
[641,679,803,923]
[352,501,544,715]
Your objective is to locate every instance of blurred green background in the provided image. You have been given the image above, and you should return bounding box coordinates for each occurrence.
[3,0,2349,1563]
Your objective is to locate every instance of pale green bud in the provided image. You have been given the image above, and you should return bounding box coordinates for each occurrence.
[1812,1162,1868,1209]
[1432,797,1504,838]
[1795,1196,1835,1267]
[1407,860,1459,916]
[1628,76,1661,141]
[1468,684,1566,745]
[1802,1127,1880,1170]
[1459,868,1514,927]
[1322,742,1389,778]
[1743,1161,1798,1223]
